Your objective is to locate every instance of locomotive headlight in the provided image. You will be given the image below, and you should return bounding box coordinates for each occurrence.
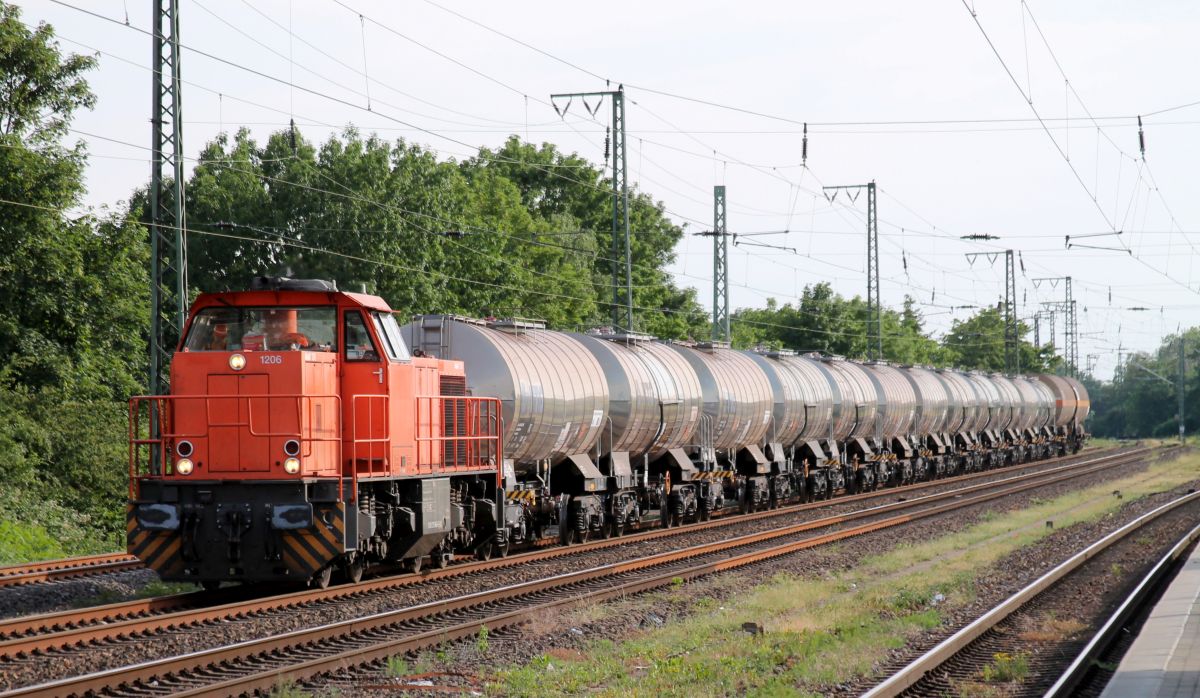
[229,353,247,371]
[176,458,194,475]
[283,457,301,474]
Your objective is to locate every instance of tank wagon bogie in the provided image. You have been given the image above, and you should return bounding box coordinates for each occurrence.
[126,293,1090,589]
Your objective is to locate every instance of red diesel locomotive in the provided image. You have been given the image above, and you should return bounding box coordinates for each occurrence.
[128,278,502,588]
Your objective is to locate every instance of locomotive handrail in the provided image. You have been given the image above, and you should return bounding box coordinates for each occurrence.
[348,393,390,486]
[413,395,503,475]
[128,393,343,497]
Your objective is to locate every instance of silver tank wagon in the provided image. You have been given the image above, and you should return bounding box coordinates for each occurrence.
[666,343,773,452]
[404,316,607,467]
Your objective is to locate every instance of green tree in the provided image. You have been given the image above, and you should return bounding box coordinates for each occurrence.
[730,284,942,362]
[0,5,147,554]
[1086,329,1198,439]
[940,306,1058,373]
[174,130,703,336]
[467,137,706,338]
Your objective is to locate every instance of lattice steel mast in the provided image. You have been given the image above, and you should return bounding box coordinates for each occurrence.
[1035,276,1077,376]
[1004,249,1018,374]
[823,181,880,360]
[550,86,632,331]
[149,0,187,394]
[699,185,730,343]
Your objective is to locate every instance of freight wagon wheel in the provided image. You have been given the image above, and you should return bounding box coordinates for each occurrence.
[311,565,332,590]
[432,551,450,569]
[200,580,221,592]
[405,556,423,574]
[343,555,364,584]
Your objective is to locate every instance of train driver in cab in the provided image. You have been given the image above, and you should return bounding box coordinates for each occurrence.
[242,309,311,351]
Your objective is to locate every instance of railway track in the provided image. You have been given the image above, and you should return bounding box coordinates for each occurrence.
[861,486,1200,698]
[0,446,1138,657]
[1046,520,1200,697]
[0,553,141,589]
[3,445,1155,697]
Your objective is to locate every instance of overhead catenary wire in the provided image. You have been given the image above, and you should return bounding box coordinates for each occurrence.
[28,2,1190,374]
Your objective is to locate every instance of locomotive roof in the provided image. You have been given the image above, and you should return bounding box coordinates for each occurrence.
[190,289,393,312]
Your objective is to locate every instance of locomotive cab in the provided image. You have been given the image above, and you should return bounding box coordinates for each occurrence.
[127,278,502,588]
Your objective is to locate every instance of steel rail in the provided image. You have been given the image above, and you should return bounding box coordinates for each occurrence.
[861,488,1200,698]
[0,447,1145,659]
[1043,520,1200,697]
[0,553,140,588]
[0,445,1133,647]
[7,446,1152,698]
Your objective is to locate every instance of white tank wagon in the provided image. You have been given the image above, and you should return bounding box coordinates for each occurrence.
[665,343,773,455]
[857,362,922,487]
[746,352,836,459]
[745,350,836,502]
[1069,377,1092,425]
[664,342,775,517]
[899,366,953,479]
[937,368,987,442]
[404,316,607,469]
[815,356,879,442]
[571,333,701,470]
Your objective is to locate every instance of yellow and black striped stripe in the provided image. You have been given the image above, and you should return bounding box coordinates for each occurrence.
[506,489,538,504]
[691,470,735,482]
[280,503,345,577]
[126,504,183,577]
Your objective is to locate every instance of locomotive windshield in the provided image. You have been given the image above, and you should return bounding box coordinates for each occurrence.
[184,306,337,352]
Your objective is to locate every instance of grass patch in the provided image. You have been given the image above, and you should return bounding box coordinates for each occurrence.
[0,486,115,565]
[980,650,1030,682]
[491,449,1200,696]
[70,578,195,609]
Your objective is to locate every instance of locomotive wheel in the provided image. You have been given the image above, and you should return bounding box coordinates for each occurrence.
[497,541,510,558]
[477,540,495,559]
[698,507,710,522]
[201,580,221,592]
[311,565,332,590]
[671,513,684,528]
[611,519,625,537]
[344,555,364,584]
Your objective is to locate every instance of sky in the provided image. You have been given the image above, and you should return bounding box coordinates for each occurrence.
[18,0,1200,380]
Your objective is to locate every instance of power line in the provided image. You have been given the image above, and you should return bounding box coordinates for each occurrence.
[418,0,1200,130]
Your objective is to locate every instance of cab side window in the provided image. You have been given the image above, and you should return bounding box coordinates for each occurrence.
[343,311,379,362]
[370,311,411,361]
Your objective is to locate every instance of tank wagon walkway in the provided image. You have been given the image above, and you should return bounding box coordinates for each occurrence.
[1102,542,1200,697]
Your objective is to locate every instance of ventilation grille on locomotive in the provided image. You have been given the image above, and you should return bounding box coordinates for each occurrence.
[440,375,469,465]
